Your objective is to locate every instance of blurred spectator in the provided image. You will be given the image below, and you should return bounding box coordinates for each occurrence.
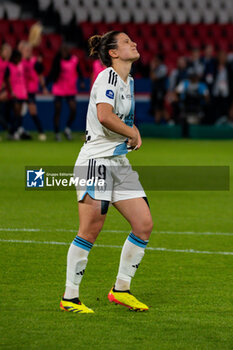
[188,47,204,78]
[201,45,216,93]
[168,56,188,122]
[176,68,209,134]
[5,50,32,139]
[210,50,231,124]
[20,41,47,141]
[0,44,12,133]
[150,54,170,123]
[169,57,188,92]
[90,59,106,88]
[48,44,84,141]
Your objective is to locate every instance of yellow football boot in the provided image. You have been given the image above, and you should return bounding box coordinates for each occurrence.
[108,287,149,311]
[60,298,94,313]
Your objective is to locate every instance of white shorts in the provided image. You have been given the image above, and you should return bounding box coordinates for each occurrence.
[74,154,146,203]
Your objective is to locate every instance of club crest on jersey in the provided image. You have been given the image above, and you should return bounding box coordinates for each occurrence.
[106,89,114,99]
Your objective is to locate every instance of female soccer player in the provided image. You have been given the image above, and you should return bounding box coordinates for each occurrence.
[60,31,153,313]
[48,44,84,141]
[5,50,31,140]
[0,44,12,134]
[20,41,47,141]
[90,58,106,87]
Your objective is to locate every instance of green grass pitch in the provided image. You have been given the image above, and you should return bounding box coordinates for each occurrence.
[0,135,233,350]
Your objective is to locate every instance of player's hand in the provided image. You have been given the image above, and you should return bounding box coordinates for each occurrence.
[133,126,142,150]
[135,128,142,150]
[127,129,139,150]
[42,87,49,95]
[80,81,85,90]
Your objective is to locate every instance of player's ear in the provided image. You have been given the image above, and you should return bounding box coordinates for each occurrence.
[109,49,118,59]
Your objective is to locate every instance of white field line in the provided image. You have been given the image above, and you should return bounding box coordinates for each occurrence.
[0,238,233,256]
[0,227,233,236]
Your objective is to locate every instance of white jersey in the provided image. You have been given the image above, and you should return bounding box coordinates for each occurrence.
[79,67,135,159]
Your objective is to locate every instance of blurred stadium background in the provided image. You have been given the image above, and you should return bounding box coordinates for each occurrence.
[1,0,233,137]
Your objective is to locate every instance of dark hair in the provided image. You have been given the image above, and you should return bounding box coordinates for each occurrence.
[89,31,122,67]
[10,49,21,63]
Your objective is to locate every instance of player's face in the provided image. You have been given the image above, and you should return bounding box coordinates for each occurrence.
[22,46,32,59]
[2,45,12,60]
[113,33,140,62]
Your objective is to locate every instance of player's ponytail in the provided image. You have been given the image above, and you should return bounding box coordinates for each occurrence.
[89,35,102,57]
[89,31,122,67]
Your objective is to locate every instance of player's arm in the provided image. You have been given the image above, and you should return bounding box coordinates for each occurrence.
[97,103,139,148]
[34,60,48,94]
[131,124,142,150]
[4,67,14,97]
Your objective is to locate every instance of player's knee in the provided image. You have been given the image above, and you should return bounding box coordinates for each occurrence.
[132,217,153,240]
[143,217,153,236]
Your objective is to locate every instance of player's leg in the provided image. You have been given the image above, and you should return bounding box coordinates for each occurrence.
[28,96,46,141]
[61,194,108,313]
[13,100,32,140]
[108,197,153,311]
[64,96,76,140]
[53,96,62,141]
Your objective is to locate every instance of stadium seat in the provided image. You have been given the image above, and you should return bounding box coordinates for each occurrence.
[146,39,159,54]
[56,5,73,25]
[144,7,159,24]
[124,23,139,41]
[140,50,153,65]
[38,0,52,11]
[108,22,124,32]
[24,19,36,31]
[0,4,4,19]
[103,8,117,24]
[175,39,187,54]
[46,33,62,51]
[133,8,147,23]
[95,22,108,35]
[89,7,103,23]
[167,24,181,40]
[53,0,64,10]
[160,9,173,24]
[173,9,187,24]
[3,34,17,47]
[202,8,216,24]
[117,8,131,23]
[80,22,95,40]
[166,0,180,11]
[4,2,21,20]
[217,38,230,51]
[188,9,202,24]
[154,24,167,40]
[11,20,26,37]
[159,38,174,54]
[75,6,89,23]
[124,0,139,10]
[97,0,110,9]
[135,37,145,53]
[217,9,232,24]
[0,20,11,35]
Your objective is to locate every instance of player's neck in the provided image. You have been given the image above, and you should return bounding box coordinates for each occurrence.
[112,61,132,83]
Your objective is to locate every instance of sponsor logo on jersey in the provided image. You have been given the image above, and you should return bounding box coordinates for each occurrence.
[106,89,114,99]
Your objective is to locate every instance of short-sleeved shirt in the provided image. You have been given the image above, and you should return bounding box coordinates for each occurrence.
[79,67,135,159]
